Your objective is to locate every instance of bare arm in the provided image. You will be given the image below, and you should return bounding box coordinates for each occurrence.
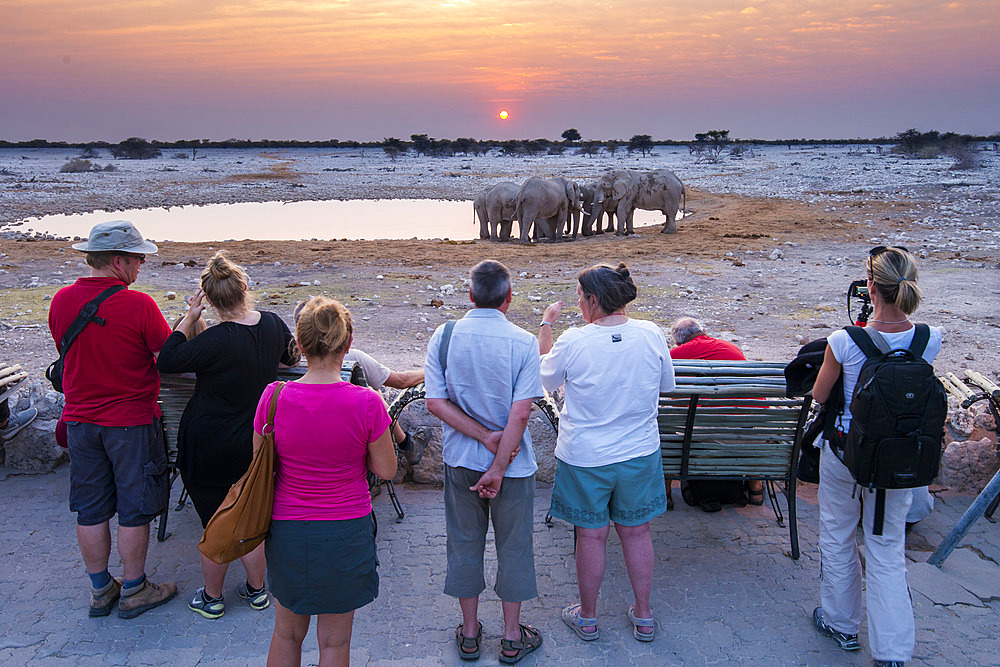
[811,346,842,405]
[537,301,563,355]
[384,369,425,389]
[470,398,534,498]
[174,289,206,339]
[367,427,398,480]
[427,397,496,446]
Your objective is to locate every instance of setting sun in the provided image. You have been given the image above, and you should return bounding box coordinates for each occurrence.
[498,110,509,120]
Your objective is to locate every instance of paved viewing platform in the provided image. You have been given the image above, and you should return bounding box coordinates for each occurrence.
[2,467,999,665]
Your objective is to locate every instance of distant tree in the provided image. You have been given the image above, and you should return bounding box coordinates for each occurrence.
[561,128,581,142]
[79,146,99,159]
[499,140,525,156]
[452,137,476,155]
[430,139,454,156]
[525,139,550,155]
[605,140,621,156]
[548,144,566,155]
[577,141,601,157]
[410,134,432,155]
[382,137,406,161]
[690,129,730,163]
[110,137,161,159]
[628,134,654,156]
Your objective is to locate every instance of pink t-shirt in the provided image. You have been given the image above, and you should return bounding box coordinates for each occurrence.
[253,380,391,521]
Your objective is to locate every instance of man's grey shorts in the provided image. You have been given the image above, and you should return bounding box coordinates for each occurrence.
[443,465,537,602]
[67,421,169,527]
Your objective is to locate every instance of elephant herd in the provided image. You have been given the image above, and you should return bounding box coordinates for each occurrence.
[473,169,686,244]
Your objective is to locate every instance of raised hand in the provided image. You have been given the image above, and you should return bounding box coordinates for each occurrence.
[542,300,563,323]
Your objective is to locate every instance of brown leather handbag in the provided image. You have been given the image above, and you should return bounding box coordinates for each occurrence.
[198,382,285,564]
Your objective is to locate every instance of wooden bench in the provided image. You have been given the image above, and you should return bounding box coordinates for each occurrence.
[0,363,30,407]
[659,360,812,559]
[155,361,402,541]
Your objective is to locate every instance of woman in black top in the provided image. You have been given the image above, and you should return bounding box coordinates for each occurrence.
[158,251,297,620]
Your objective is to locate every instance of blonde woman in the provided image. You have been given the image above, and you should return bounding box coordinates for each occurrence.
[810,246,942,665]
[157,251,297,618]
[258,296,396,666]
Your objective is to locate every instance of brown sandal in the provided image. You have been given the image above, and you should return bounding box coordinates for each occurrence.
[456,621,482,661]
[499,624,542,664]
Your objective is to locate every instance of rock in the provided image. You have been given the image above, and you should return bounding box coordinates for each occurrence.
[941,437,999,493]
[973,410,996,432]
[396,401,558,486]
[165,291,177,300]
[950,409,975,438]
[769,249,784,260]
[2,418,66,472]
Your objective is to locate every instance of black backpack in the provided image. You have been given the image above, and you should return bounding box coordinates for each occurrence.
[842,324,947,533]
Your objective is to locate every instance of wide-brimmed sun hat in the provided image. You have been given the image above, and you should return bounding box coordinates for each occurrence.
[70,220,158,254]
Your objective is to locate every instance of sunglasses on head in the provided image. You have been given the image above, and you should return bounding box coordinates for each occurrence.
[869,245,908,257]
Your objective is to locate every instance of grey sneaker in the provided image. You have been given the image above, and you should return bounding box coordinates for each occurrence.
[118,578,177,619]
[237,580,270,610]
[0,407,38,441]
[874,662,905,666]
[813,607,861,651]
[89,577,122,618]
[188,587,225,619]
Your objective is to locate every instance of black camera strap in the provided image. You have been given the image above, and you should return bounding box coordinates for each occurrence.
[56,285,126,359]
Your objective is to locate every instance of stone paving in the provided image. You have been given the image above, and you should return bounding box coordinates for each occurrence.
[2,467,999,666]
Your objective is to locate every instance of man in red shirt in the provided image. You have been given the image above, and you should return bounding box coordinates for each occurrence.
[668,317,764,506]
[669,317,746,361]
[49,220,177,619]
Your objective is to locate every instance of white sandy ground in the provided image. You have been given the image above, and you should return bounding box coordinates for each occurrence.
[0,144,997,381]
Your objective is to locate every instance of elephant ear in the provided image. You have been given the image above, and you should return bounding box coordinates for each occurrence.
[612,177,632,200]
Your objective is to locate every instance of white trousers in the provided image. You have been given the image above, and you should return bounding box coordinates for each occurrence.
[818,440,915,662]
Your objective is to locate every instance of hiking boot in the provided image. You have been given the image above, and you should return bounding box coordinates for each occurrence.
[118,578,177,619]
[0,407,38,441]
[237,580,270,610]
[89,577,122,618]
[188,587,226,619]
[812,607,861,651]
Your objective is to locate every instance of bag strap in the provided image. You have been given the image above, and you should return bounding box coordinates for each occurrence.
[845,325,886,359]
[438,320,456,377]
[872,488,887,536]
[264,382,286,434]
[908,323,930,358]
[57,284,126,356]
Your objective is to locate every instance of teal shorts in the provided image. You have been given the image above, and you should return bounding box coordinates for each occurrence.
[550,450,667,529]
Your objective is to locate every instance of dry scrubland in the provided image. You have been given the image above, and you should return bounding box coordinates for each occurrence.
[0,145,997,382]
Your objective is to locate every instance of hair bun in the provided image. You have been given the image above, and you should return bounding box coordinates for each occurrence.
[208,252,234,279]
[616,262,630,277]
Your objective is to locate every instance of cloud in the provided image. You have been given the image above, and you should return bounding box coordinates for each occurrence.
[740,6,758,15]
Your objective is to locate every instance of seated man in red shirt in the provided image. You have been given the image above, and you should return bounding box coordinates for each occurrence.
[669,317,746,361]
[668,317,764,507]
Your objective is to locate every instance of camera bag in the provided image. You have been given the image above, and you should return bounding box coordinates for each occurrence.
[842,324,947,534]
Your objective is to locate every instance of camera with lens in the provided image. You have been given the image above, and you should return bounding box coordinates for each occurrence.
[847,279,872,325]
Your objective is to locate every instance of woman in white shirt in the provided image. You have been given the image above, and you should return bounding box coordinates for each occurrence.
[810,247,942,666]
[538,263,675,643]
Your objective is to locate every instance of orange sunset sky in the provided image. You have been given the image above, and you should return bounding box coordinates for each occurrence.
[2,0,997,142]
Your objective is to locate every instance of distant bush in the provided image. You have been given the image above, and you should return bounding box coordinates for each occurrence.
[690,130,730,163]
[102,163,116,172]
[548,144,566,155]
[60,158,94,173]
[892,129,978,168]
[110,137,161,159]
[79,146,99,159]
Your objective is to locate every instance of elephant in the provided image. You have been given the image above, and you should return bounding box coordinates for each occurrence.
[550,177,583,239]
[514,176,582,243]
[591,168,686,235]
[580,180,617,236]
[473,181,519,241]
[473,186,491,240]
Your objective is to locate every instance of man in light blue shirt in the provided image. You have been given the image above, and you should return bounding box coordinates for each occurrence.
[425,260,544,663]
